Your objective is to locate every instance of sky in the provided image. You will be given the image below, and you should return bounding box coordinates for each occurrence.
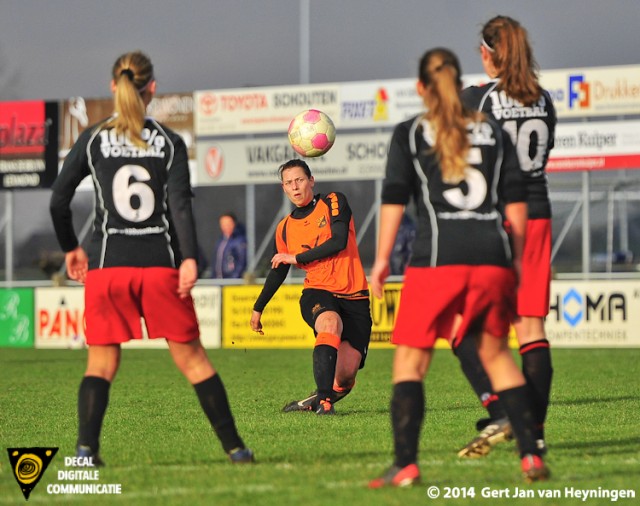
[1,0,639,102]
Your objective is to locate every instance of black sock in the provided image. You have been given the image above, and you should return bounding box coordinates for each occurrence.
[313,345,338,402]
[332,386,352,404]
[194,374,244,453]
[455,336,506,421]
[496,385,538,457]
[520,339,553,440]
[77,376,111,453]
[391,381,424,468]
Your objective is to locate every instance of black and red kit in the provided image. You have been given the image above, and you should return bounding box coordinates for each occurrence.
[50,117,197,270]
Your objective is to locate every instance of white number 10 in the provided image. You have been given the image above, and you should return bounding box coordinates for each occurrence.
[503,119,549,173]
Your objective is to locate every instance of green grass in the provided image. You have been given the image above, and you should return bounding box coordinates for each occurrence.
[1,348,639,505]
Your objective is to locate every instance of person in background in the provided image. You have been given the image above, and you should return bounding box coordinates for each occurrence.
[211,212,248,279]
[390,212,416,276]
[368,47,548,487]
[49,50,253,465]
[455,15,556,459]
[250,159,372,415]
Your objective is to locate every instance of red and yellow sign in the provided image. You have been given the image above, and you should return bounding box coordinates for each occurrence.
[0,100,58,189]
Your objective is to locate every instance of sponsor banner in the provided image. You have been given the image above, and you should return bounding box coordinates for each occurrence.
[146,93,195,158]
[196,118,640,186]
[338,79,422,129]
[30,279,639,350]
[0,288,34,348]
[546,280,640,347]
[59,94,195,159]
[375,279,640,349]
[35,287,85,349]
[195,131,390,185]
[57,94,195,191]
[549,120,640,171]
[222,285,311,348]
[194,118,640,188]
[34,285,221,349]
[465,66,640,118]
[540,65,640,118]
[0,100,59,189]
[194,78,481,136]
[194,285,222,348]
[193,65,639,137]
[369,282,402,349]
[548,153,640,172]
[194,84,340,136]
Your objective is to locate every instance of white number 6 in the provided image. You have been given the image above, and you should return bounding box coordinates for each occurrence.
[113,165,155,222]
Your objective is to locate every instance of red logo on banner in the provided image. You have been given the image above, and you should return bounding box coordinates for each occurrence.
[199,93,218,116]
[205,147,224,179]
[0,101,50,156]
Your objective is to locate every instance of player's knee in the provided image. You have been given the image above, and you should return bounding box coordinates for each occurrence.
[314,311,342,335]
[85,363,119,382]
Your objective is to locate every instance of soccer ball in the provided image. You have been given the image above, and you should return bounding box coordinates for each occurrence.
[287,109,336,158]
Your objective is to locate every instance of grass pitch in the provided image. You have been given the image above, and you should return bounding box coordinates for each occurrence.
[1,348,639,505]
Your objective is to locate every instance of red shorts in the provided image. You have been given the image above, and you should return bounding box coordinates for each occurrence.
[518,219,551,317]
[392,265,516,349]
[84,267,199,346]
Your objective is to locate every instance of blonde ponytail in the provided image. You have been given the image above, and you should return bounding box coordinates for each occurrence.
[419,48,481,184]
[107,51,154,149]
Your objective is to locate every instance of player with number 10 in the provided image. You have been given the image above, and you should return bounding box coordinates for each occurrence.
[455,15,557,460]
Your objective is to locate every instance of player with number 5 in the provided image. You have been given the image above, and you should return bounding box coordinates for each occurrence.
[50,51,253,466]
[369,47,548,486]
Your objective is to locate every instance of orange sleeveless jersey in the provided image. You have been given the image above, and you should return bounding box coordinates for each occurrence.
[275,193,368,296]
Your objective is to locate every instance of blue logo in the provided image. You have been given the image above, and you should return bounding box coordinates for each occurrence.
[562,288,583,327]
[568,74,590,109]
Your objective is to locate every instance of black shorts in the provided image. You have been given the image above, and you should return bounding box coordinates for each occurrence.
[300,288,372,369]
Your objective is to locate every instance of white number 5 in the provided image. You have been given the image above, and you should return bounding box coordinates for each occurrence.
[112,165,155,222]
[443,163,487,211]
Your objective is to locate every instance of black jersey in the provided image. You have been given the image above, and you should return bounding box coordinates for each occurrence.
[50,117,197,270]
[382,114,526,268]
[462,81,557,219]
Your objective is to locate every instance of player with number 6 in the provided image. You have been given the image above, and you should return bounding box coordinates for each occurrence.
[50,51,253,466]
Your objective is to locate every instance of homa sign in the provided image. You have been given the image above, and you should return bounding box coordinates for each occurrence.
[545,281,640,347]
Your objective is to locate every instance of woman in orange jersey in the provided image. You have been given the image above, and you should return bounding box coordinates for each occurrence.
[250,159,372,415]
